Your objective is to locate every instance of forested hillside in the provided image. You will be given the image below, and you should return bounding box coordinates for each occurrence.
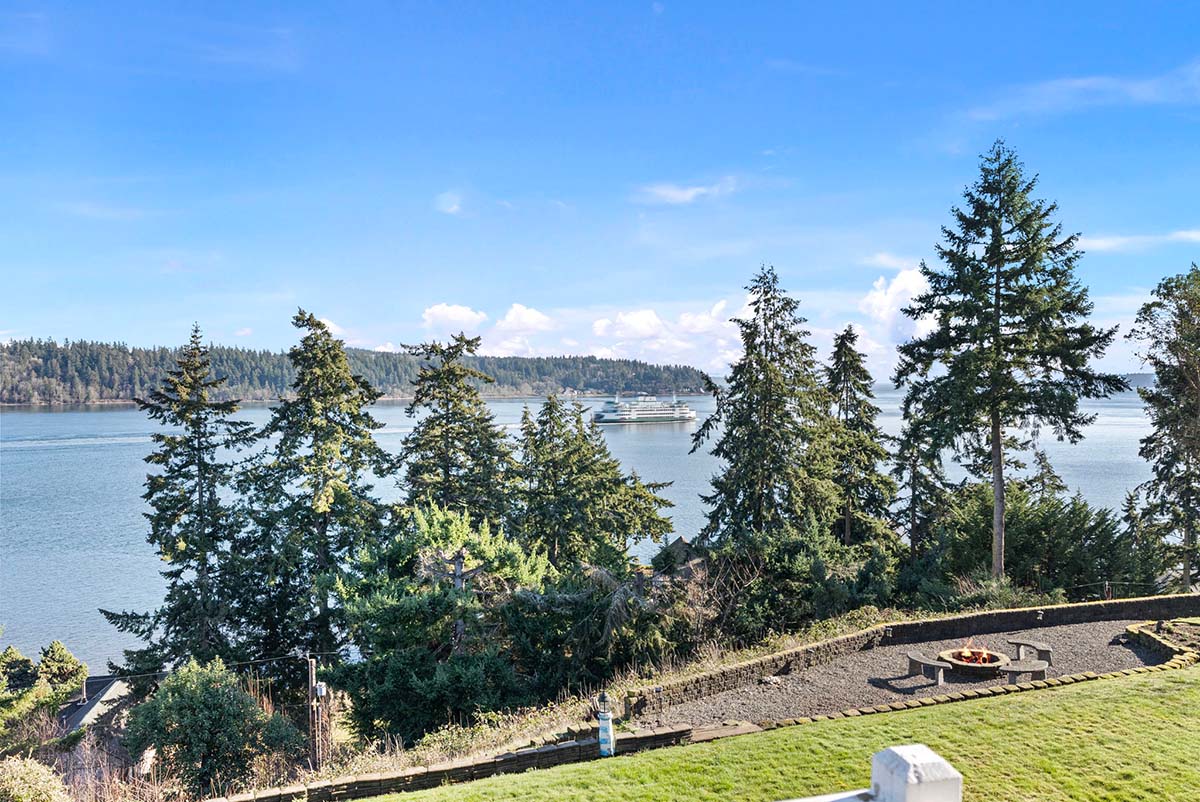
[0,338,708,404]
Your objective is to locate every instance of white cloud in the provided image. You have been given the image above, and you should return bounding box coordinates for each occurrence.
[494,303,553,334]
[373,342,400,353]
[479,336,539,357]
[315,317,372,347]
[677,300,730,334]
[435,191,463,215]
[633,176,737,205]
[968,59,1200,121]
[861,252,918,271]
[859,267,934,344]
[234,327,253,337]
[421,303,487,331]
[592,309,666,339]
[318,318,347,336]
[1079,229,1200,253]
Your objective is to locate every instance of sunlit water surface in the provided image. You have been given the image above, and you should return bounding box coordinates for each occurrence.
[0,389,1151,667]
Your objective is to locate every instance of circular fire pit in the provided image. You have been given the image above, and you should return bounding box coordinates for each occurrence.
[937,645,1011,677]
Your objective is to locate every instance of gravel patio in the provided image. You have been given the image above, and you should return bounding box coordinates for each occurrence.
[635,619,1164,727]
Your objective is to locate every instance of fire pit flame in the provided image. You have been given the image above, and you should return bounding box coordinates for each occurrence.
[937,639,1011,675]
[955,638,995,665]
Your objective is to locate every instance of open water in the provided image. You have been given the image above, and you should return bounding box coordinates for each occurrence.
[0,388,1152,668]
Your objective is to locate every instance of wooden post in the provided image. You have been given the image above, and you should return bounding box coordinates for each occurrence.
[307,656,320,770]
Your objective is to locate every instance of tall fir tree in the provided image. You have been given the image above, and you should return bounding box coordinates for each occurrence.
[239,311,387,662]
[890,411,950,559]
[102,326,253,674]
[825,326,896,546]
[691,265,839,560]
[1128,264,1200,592]
[513,395,673,570]
[893,140,1125,578]
[399,334,513,525]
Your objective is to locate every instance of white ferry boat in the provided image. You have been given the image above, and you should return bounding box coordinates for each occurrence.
[592,394,697,424]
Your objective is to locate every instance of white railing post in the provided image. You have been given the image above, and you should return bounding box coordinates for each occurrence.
[871,744,962,802]
[780,744,961,802]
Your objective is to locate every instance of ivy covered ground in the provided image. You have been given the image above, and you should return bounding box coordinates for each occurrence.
[374,667,1200,802]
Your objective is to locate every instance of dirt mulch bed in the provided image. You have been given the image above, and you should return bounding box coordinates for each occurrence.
[1159,617,1200,651]
[636,619,1165,727]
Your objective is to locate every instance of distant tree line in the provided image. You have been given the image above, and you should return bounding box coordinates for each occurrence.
[0,339,708,404]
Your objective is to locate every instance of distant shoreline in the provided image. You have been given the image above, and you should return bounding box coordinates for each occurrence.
[0,391,715,409]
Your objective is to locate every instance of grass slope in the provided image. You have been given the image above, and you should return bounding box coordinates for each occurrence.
[377,669,1200,802]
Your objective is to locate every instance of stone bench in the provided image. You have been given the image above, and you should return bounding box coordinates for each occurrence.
[907,652,951,686]
[1007,638,1053,664]
[1002,659,1049,683]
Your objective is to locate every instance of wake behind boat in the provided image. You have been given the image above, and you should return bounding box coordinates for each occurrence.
[592,393,697,424]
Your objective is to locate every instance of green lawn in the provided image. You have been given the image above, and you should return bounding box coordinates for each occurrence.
[375,669,1200,802]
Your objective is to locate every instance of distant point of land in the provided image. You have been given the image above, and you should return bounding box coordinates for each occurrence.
[0,338,709,405]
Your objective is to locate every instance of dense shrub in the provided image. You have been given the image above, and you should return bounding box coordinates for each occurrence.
[931,470,1158,602]
[0,649,37,696]
[124,659,277,796]
[35,642,86,695]
[0,758,70,802]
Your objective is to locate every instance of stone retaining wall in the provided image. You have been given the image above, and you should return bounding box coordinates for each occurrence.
[208,596,1199,802]
[625,593,1200,717]
[213,725,692,802]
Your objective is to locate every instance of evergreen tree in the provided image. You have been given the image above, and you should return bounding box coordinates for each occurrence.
[825,326,896,545]
[1120,489,1169,594]
[335,507,549,742]
[691,265,839,559]
[1128,264,1200,591]
[513,396,673,570]
[240,311,387,661]
[102,326,252,673]
[400,334,513,524]
[890,411,950,558]
[36,641,87,694]
[894,141,1125,578]
[933,461,1153,602]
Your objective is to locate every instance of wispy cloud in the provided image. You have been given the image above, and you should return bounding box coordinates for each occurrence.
[0,12,51,56]
[967,59,1200,121]
[1079,229,1200,253]
[199,26,301,72]
[861,251,919,271]
[435,191,463,215]
[57,201,151,221]
[765,58,841,77]
[633,176,737,205]
[234,327,253,337]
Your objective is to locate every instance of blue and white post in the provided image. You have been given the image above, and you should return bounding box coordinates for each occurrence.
[596,691,615,757]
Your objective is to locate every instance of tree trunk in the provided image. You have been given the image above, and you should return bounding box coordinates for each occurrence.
[843,498,852,546]
[1184,522,1194,594]
[991,411,1005,579]
[908,456,919,559]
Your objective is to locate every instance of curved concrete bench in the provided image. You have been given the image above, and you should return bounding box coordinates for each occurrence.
[907,652,951,686]
[1003,659,1049,683]
[1008,638,1053,665]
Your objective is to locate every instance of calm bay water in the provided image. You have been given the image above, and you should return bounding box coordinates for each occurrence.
[0,389,1152,668]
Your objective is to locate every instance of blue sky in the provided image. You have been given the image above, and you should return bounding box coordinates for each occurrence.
[2,2,1198,375]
